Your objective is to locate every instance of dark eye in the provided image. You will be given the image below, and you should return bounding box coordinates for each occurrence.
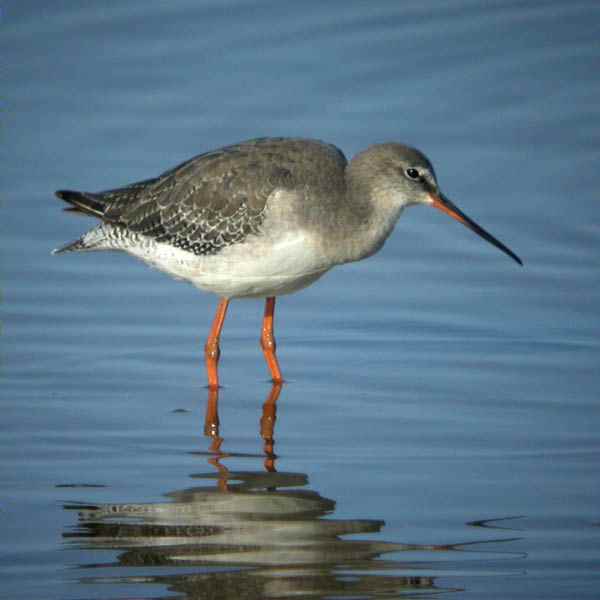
[405,167,421,181]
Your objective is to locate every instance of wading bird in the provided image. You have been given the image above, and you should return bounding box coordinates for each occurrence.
[54,137,522,387]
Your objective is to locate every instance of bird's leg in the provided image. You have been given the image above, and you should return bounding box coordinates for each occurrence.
[204,298,230,389]
[260,297,283,384]
[204,386,220,439]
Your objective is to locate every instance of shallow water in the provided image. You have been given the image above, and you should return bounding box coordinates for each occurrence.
[2,1,600,598]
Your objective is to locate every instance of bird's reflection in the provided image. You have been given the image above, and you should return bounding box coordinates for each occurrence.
[64,384,514,599]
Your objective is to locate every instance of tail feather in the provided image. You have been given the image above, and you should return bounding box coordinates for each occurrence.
[55,190,105,218]
[52,239,87,255]
[52,224,112,255]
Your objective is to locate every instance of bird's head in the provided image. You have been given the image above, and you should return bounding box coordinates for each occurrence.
[353,143,522,265]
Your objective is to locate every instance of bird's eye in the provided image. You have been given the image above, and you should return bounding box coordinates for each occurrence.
[405,167,421,181]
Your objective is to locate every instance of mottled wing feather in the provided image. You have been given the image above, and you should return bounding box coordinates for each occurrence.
[96,138,348,256]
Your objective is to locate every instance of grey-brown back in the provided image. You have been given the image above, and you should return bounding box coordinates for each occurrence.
[66,138,348,256]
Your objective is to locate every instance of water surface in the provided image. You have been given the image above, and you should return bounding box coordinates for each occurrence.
[2,1,600,598]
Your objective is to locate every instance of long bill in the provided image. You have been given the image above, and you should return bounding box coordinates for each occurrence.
[429,193,523,266]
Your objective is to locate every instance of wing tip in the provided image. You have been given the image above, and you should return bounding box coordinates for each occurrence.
[54,190,104,217]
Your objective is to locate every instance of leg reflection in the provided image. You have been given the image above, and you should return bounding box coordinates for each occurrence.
[203,383,283,474]
[203,386,228,491]
[260,383,282,472]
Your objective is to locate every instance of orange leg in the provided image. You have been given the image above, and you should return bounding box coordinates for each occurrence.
[204,386,220,439]
[260,297,283,384]
[204,298,230,389]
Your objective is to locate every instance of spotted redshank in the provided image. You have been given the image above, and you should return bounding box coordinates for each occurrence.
[54,137,522,387]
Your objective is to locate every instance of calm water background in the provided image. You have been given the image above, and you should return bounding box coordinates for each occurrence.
[2,1,600,598]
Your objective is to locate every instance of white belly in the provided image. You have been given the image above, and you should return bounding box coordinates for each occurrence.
[127,229,331,299]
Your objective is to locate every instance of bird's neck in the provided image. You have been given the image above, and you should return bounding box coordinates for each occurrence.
[330,160,405,264]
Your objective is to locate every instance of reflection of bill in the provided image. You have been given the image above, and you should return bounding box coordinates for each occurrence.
[63,385,514,598]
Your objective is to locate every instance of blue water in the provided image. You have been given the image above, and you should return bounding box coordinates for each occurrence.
[2,1,600,598]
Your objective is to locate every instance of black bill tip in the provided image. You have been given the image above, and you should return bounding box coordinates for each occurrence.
[430,194,523,266]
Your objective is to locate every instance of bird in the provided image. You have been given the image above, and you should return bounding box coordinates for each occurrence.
[54,137,522,387]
